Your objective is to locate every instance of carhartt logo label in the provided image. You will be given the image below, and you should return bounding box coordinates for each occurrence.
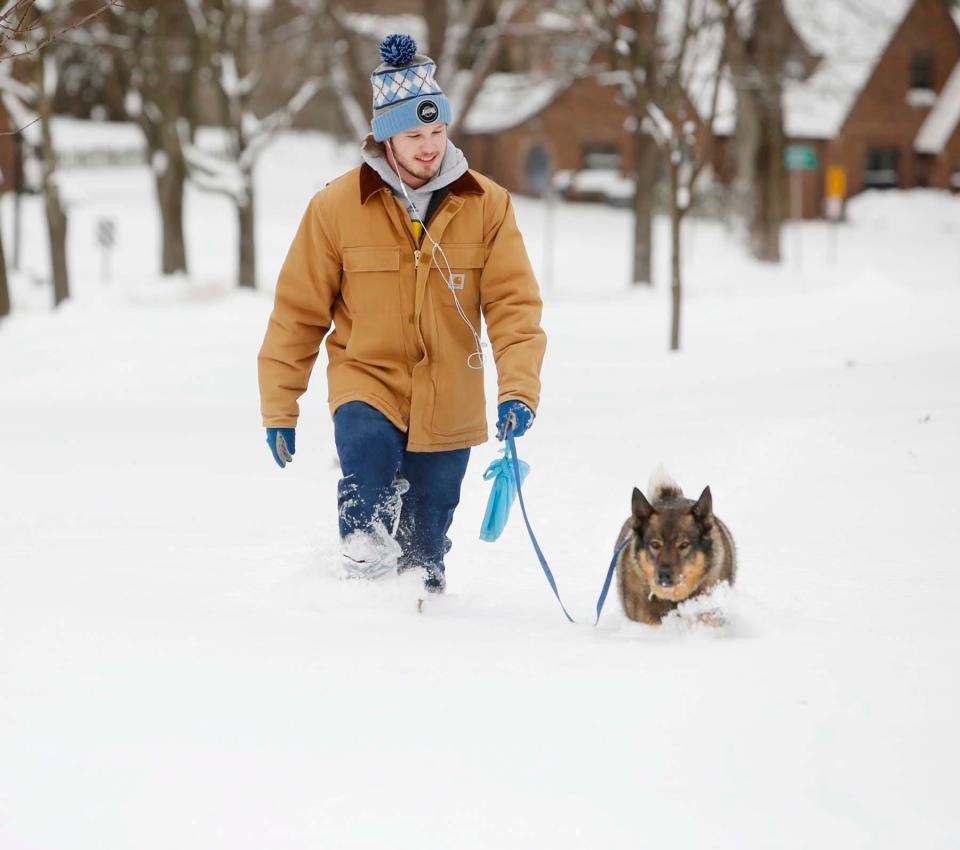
[417,100,439,123]
[450,273,465,290]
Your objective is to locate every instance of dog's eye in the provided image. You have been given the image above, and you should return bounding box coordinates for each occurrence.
[677,540,691,551]
[648,540,662,552]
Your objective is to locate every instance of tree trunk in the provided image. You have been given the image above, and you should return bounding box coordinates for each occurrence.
[728,0,788,263]
[0,230,9,319]
[669,159,682,352]
[38,64,69,307]
[731,86,760,247]
[44,182,70,307]
[632,128,658,285]
[754,103,785,260]
[753,0,788,262]
[156,146,188,275]
[423,0,447,65]
[237,179,256,289]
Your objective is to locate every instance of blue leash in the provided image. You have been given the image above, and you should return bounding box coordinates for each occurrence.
[505,431,628,625]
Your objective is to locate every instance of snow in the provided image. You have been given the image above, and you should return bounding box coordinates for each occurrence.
[2,127,960,849]
[462,72,570,134]
[553,167,634,201]
[49,117,145,172]
[536,9,578,32]
[915,61,960,154]
[46,117,277,163]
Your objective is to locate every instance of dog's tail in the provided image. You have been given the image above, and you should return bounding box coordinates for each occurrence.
[648,465,684,504]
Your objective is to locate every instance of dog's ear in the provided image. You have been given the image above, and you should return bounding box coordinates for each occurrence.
[691,486,713,521]
[632,487,655,522]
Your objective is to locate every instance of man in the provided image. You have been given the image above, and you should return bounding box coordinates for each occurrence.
[258,34,546,593]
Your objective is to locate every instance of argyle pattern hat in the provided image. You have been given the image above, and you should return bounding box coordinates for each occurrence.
[370,34,453,141]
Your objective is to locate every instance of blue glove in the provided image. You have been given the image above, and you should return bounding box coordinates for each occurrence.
[266,427,296,468]
[496,400,534,440]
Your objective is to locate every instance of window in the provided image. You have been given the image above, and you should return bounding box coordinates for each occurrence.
[583,143,621,171]
[910,51,934,90]
[864,147,900,189]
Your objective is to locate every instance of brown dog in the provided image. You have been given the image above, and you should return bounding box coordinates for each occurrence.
[614,474,736,625]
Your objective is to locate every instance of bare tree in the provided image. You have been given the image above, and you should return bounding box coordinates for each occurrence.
[584,0,725,350]
[0,4,78,307]
[581,2,659,286]
[106,1,203,277]
[320,0,547,143]
[0,1,162,314]
[723,0,792,263]
[181,0,323,289]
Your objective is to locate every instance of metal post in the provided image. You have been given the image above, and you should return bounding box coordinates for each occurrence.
[97,219,115,284]
[543,177,555,292]
[792,170,803,272]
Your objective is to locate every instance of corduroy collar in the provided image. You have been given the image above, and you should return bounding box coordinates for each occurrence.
[359,161,484,205]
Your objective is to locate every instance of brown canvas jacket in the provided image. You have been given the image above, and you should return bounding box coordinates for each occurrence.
[257,164,547,452]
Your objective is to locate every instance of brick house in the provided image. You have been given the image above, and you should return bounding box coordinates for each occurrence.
[802,0,960,215]
[457,73,636,201]
[462,0,960,217]
[710,0,960,217]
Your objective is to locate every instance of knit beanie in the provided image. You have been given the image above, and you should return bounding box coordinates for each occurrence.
[370,33,453,142]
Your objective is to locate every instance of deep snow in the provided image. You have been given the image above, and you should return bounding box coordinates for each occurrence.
[1,130,959,850]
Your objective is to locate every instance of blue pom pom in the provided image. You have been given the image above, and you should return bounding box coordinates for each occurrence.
[379,33,417,67]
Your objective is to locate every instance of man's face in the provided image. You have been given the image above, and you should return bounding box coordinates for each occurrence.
[386,123,447,187]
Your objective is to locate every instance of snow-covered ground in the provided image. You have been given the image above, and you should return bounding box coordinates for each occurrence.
[1,129,959,849]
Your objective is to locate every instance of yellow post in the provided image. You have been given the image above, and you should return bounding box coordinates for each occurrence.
[825,166,847,220]
[825,165,848,263]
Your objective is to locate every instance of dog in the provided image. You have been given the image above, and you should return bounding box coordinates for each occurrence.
[614,472,736,625]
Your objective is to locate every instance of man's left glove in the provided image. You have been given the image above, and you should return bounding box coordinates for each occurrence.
[266,427,296,468]
[496,400,534,441]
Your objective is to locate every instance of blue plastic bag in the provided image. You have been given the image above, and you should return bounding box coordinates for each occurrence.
[479,443,530,542]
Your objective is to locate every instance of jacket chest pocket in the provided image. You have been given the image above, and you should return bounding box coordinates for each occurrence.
[429,243,484,311]
[342,246,401,313]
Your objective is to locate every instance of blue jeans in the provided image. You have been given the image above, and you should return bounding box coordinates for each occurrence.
[333,401,470,584]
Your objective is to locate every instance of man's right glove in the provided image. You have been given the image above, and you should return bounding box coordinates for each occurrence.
[496,400,534,441]
[266,427,296,468]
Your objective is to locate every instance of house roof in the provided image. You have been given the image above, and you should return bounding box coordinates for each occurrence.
[711,0,917,139]
[461,72,571,135]
[915,61,960,154]
[782,0,916,138]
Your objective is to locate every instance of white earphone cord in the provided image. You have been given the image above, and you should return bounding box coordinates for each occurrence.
[387,142,486,371]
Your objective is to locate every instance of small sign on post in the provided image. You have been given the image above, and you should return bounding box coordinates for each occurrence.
[785,144,819,172]
[97,218,115,284]
[825,165,847,263]
[825,165,847,221]
[784,145,820,272]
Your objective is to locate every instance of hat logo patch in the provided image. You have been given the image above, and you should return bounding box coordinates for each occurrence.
[417,100,439,123]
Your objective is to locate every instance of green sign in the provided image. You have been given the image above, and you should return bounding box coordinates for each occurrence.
[785,144,819,171]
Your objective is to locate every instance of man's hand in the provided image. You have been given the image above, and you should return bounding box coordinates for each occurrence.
[496,401,534,441]
[266,427,296,468]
